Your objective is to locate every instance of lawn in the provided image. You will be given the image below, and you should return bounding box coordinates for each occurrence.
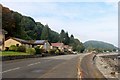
[0,51,30,56]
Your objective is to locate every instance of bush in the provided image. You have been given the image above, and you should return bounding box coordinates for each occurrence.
[5,47,9,51]
[9,45,17,51]
[48,49,56,55]
[35,46,40,54]
[17,45,26,52]
[35,46,45,54]
[26,48,36,55]
[55,49,60,54]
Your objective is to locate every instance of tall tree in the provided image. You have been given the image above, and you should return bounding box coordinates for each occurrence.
[2,7,15,37]
[70,34,74,44]
[60,29,66,43]
[41,24,50,40]
[36,22,44,39]
[49,30,60,42]
[64,32,70,45]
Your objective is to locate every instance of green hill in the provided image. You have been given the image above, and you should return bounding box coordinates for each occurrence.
[1,4,85,52]
[83,40,117,52]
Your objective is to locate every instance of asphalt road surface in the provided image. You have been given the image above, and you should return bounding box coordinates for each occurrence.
[2,54,80,79]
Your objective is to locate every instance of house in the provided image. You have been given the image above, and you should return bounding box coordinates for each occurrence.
[68,46,73,52]
[0,29,7,50]
[4,37,51,52]
[32,40,51,52]
[64,45,73,52]
[51,43,64,52]
[4,37,32,49]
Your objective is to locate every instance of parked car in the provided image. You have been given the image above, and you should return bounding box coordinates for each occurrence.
[73,51,77,54]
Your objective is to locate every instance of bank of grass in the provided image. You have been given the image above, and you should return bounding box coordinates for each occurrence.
[0,51,30,56]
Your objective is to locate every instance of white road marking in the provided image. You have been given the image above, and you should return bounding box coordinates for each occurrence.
[27,62,41,66]
[2,67,20,73]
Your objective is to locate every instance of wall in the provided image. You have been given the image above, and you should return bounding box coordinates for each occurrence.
[5,39,22,48]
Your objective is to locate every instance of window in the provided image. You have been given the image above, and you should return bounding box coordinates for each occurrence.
[16,44,19,47]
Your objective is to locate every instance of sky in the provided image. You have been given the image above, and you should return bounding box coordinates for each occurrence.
[0,0,119,46]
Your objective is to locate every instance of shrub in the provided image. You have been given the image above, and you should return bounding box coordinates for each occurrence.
[26,48,36,55]
[17,45,26,52]
[55,49,60,54]
[9,45,17,51]
[48,49,56,55]
[5,47,9,51]
[35,46,40,54]
[35,46,45,54]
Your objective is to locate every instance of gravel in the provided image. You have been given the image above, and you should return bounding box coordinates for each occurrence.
[95,54,119,79]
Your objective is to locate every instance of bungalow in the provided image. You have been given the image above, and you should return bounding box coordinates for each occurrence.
[4,37,51,52]
[51,43,64,52]
[32,40,51,52]
[64,45,73,52]
[4,37,32,49]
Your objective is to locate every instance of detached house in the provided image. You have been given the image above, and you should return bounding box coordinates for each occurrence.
[64,45,73,52]
[5,37,32,49]
[4,37,51,52]
[51,43,64,52]
[32,40,51,52]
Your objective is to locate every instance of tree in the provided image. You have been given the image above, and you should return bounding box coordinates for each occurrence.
[35,22,44,39]
[20,16,37,40]
[12,12,23,38]
[60,29,66,43]
[2,7,15,37]
[64,32,70,45]
[41,24,50,40]
[49,30,60,42]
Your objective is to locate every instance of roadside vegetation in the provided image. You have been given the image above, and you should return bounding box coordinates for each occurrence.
[1,51,29,56]
[2,44,67,57]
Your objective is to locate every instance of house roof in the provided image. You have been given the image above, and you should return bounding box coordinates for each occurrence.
[51,43,64,47]
[12,37,30,44]
[6,37,30,44]
[33,40,47,45]
[64,45,69,48]
[7,37,48,45]
[6,37,49,45]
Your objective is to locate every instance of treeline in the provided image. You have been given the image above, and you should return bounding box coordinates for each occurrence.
[1,4,85,52]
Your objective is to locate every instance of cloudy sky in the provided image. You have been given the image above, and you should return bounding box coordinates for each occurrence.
[1,0,119,46]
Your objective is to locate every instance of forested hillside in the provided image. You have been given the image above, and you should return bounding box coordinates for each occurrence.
[84,40,117,52]
[1,4,85,52]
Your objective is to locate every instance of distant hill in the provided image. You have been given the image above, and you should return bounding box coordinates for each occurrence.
[83,40,117,51]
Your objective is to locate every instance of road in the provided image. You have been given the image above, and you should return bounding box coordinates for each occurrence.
[80,53,107,80]
[2,54,80,79]
[2,53,116,80]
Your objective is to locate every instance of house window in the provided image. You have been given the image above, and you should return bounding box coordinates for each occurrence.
[5,47,9,51]
[16,44,19,47]
[32,45,34,47]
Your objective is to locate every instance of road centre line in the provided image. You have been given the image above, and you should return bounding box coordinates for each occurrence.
[27,62,41,66]
[2,67,20,73]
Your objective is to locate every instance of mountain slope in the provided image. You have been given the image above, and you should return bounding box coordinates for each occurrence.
[84,40,117,51]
